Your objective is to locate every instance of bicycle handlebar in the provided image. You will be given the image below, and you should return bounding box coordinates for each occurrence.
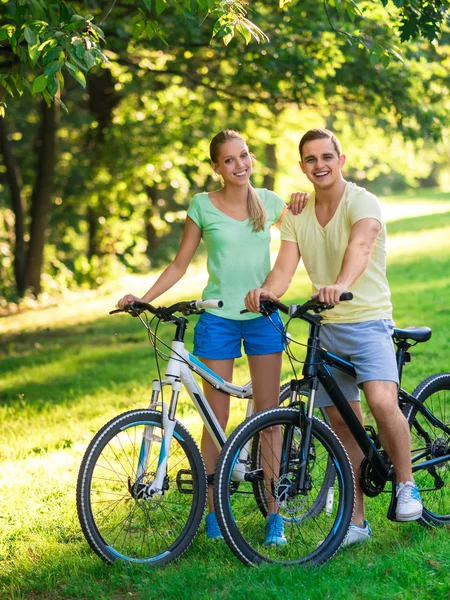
[258,292,353,318]
[109,299,223,317]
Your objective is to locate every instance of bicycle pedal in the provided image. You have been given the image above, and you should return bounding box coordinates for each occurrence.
[176,469,194,494]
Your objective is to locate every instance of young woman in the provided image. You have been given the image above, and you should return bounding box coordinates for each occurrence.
[117,130,307,545]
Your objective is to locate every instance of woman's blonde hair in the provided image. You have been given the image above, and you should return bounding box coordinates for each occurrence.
[209,130,266,232]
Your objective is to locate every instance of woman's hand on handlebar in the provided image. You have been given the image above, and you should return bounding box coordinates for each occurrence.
[245,288,280,313]
[117,294,143,309]
[312,284,349,306]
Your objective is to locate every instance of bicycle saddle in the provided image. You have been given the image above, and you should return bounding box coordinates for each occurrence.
[393,326,432,343]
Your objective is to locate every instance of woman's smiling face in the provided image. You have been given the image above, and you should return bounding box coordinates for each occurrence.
[213,139,253,186]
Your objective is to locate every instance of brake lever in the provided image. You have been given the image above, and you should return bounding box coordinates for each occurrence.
[313,304,334,314]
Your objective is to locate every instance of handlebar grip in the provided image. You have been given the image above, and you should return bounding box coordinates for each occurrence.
[195,299,223,309]
[340,292,353,301]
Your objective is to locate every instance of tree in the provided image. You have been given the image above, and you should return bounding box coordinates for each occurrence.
[0,1,449,115]
[1,0,449,301]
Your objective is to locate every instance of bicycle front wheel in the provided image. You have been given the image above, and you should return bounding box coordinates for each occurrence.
[214,407,354,566]
[404,373,450,526]
[76,409,207,566]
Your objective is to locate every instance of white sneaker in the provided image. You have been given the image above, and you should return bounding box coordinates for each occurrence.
[341,520,372,548]
[396,481,423,521]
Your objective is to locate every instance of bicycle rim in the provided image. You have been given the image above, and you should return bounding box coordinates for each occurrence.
[406,374,450,525]
[215,408,354,566]
[77,410,207,565]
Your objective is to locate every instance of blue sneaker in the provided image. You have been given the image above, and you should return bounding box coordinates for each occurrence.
[396,481,423,521]
[264,513,287,546]
[205,512,223,540]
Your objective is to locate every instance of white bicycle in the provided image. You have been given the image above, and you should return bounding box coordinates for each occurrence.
[76,298,309,566]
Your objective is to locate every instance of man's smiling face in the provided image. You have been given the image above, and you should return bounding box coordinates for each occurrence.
[300,138,346,189]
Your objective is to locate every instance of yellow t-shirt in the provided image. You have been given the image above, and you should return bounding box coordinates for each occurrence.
[280,182,392,323]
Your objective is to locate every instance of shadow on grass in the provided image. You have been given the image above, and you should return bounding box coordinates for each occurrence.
[0,314,198,413]
[0,251,449,416]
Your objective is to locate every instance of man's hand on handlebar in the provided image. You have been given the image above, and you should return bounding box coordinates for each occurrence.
[245,288,280,313]
[312,284,349,306]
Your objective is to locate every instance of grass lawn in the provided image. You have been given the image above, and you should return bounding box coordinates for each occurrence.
[0,189,449,600]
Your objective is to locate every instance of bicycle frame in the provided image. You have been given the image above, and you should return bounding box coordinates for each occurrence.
[292,308,450,499]
[139,325,255,495]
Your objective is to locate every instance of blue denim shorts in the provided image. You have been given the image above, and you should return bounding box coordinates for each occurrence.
[193,311,285,360]
[315,319,399,408]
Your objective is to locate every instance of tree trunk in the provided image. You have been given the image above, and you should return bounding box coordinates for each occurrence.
[145,185,159,259]
[85,70,121,260]
[87,206,99,260]
[263,143,277,191]
[25,101,58,295]
[0,117,27,297]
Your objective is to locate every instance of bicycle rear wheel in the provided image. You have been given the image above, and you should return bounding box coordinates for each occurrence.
[404,373,450,526]
[77,409,207,566]
[215,407,354,566]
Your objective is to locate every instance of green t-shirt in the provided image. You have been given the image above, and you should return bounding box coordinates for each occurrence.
[187,189,285,320]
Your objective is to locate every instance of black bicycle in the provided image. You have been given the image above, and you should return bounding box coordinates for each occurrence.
[214,295,450,566]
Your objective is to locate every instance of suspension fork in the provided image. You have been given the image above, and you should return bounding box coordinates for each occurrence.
[296,378,319,492]
[277,380,317,494]
[135,378,181,496]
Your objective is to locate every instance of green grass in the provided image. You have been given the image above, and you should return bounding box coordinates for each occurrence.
[0,189,449,600]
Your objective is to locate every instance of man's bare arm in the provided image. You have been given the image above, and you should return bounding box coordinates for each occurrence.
[245,241,301,312]
[315,218,381,305]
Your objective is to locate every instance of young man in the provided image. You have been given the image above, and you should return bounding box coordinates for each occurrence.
[245,128,422,546]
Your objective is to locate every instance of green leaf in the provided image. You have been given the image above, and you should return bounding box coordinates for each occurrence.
[32,74,48,93]
[54,95,68,113]
[155,0,167,15]
[10,75,24,97]
[64,61,86,88]
[42,89,52,107]
[88,23,105,42]
[223,32,233,45]
[68,48,89,71]
[83,51,96,71]
[46,74,58,97]
[3,80,14,98]
[57,70,65,91]
[143,0,152,10]
[44,60,64,75]
[28,45,41,67]
[132,19,145,38]
[236,22,252,44]
[145,22,155,41]
[43,46,63,65]
[24,27,38,46]
[369,45,384,66]
[38,39,56,52]
[380,54,390,68]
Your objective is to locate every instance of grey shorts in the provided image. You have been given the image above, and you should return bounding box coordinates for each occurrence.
[315,319,399,409]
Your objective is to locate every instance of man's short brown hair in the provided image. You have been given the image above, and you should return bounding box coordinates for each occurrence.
[299,128,342,158]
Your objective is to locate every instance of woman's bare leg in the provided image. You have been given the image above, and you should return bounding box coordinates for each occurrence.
[248,352,283,514]
[200,358,234,512]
